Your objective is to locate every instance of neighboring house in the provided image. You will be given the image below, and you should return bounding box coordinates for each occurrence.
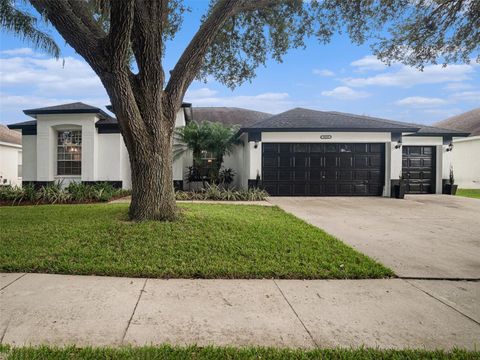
[8,102,469,197]
[434,109,480,189]
[0,125,22,186]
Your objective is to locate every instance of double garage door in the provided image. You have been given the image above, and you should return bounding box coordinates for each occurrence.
[262,143,385,196]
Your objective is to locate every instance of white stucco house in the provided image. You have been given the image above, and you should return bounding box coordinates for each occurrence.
[434,108,480,189]
[8,102,470,196]
[0,125,22,186]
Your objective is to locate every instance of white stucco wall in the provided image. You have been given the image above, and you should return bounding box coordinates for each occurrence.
[21,135,36,181]
[222,143,244,189]
[0,142,22,186]
[35,113,99,184]
[97,133,122,181]
[452,136,480,189]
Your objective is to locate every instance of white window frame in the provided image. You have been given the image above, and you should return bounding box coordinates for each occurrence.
[56,130,82,176]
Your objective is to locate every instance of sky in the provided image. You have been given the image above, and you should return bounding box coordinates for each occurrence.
[0,1,479,126]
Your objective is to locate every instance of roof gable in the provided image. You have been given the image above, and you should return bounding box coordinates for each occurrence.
[23,102,110,119]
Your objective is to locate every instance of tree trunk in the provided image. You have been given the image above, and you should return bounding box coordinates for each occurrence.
[126,117,177,221]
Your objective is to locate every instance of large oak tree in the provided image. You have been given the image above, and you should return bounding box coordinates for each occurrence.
[1,0,478,221]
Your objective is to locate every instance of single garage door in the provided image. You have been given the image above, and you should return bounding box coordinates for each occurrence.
[402,146,436,194]
[262,143,385,196]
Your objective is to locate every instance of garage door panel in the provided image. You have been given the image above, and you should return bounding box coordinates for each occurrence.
[310,154,323,167]
[370,155,383,167]
[278,156,291,167]
[263,155,278,167]
[325,144,338,152]
[294,170,308,181]
[263,169,278,181]
[339,155,353,168]
[325,155,337,167]
[293,155,307,167]
[403,146,435,194]
[262,142,385,196]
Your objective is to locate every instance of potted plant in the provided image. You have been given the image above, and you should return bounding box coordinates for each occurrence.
[394,173,406,199]
[443,166,458,195]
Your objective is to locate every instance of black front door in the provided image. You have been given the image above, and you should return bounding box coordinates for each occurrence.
[402,146,436,194]
[262,143,385,196]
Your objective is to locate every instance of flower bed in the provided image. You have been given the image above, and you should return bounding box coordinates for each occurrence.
[0,182,130,206]
[176,184,268,201]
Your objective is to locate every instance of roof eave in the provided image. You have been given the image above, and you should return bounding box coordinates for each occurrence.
[23,108,109,119]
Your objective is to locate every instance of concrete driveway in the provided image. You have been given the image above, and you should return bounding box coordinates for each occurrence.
[269,195,480,279]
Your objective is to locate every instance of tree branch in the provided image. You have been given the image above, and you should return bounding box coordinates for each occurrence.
[164,0,242,107]
[108,0,135,70]
[29,0,107,73]
[131,0,166,86]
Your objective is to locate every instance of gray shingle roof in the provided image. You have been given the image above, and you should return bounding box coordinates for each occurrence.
[0,125,22,145]
[245,108,469,136]
[434,108,480,136]
[246,108,420,132]
[192,107,272,127]
[24,102,109,119]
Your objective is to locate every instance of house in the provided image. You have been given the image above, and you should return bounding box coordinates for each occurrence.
[8,102,470,196]
[0,125,22,186]
[434,109,480,189]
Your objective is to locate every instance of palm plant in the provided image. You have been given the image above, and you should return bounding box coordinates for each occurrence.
[0,0,59,58]
[174,121,240,183]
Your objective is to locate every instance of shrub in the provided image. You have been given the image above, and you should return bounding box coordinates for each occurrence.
[175,185,268,201]
[0,182,131,206]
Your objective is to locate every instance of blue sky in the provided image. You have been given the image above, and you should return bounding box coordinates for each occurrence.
[1,1,479,125]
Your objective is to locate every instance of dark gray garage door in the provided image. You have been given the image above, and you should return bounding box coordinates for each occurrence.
[262,143,385,196]
[402,146,436,194]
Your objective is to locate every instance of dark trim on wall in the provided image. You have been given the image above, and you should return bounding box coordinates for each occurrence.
[96,125,120,134]
[24,108,110,119]
[248,179,263,189]
[391,132,402,143]
[390,179,400,198]
[82,181,123,188]
[249,131,262,142]
[173,180,184,191]
[22,181,53,189]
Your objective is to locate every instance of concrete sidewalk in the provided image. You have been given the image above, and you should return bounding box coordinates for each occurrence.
[1,273,479,350]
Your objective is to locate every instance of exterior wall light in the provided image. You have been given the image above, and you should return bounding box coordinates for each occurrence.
[446,142,454,152]
[394,140,402,149]
[254,140,259,149]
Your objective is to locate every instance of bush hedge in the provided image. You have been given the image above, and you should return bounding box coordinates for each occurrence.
[0,182,130,206]
[176,184,268,201]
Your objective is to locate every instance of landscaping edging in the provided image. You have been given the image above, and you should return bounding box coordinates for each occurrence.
[109,196,273,206]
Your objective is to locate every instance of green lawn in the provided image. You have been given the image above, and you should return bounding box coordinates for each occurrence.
[0,345,477,360]
[456,189,480,199]
[0,203,392,279]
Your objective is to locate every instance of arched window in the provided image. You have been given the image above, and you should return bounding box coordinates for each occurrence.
[57,130,82,175]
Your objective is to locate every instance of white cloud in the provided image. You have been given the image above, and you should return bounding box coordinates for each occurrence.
[451,90,480,102]
[185,90,292,113]
[313,69,335,77]
[0,47,35,56]
[0,55,105,97]
[344,63,474,88]
[395,96,447,107]
[186,87,218,98]
[350,55,387,71]
[443,82,474,91]
[321,86,370,100]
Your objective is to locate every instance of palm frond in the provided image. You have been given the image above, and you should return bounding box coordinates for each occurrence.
[0,0,60,58]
